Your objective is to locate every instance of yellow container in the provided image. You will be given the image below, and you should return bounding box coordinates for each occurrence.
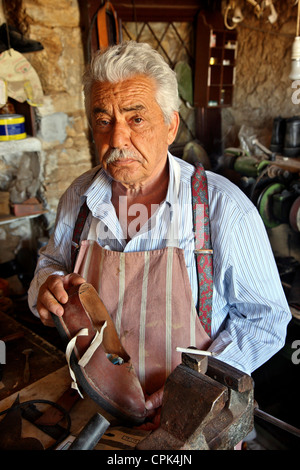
[0,114,27,141]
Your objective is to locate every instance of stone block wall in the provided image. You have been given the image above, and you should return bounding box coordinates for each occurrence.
[0,0,299,286]
[1,1,299,219]
[0,0,92,276]
[222,1,299,151]
[17,0,92,213]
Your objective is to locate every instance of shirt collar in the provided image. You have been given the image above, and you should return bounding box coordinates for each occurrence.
[83,152,179,213]
[84,167,112,215]
[166,151,180,207]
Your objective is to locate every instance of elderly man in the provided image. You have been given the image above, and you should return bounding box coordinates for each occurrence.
[28,41,291,415]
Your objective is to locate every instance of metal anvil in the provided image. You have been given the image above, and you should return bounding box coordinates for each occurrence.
[137,352,254,450]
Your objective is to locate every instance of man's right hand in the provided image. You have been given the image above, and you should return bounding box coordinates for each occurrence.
[36,273,86,326]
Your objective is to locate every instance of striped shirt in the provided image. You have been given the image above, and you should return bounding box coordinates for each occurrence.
[28,153,291,374]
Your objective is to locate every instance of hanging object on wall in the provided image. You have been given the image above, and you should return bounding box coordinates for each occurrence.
[223,0,279,29]
[264,0,278,24]
[96,1,120,49]
[246,0,262,18]
[0,23,44,54]
[87,1,121,61]
[0,48,43,107]
[224,1,244,30]
[289,0,300,80]
[174,61,193,107]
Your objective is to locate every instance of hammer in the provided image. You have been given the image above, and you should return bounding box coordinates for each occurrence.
[22,348,33,384]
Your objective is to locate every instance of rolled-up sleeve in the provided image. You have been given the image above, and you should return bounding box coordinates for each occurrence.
[27,204,73,316]
[27,166,100,317]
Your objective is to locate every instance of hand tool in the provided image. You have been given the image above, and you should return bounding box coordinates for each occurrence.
[0,395,72,450]
[68,412,110,450]
[22,348,33,384]
[0,396,44,450]
[137,352,254,450]
[254,406,300,438]
[176,347,216,356]
[19,387,77,444]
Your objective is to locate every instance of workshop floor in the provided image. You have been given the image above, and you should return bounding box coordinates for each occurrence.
[2,289,299,451]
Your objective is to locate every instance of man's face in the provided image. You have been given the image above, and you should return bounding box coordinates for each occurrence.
[90,75,179,188]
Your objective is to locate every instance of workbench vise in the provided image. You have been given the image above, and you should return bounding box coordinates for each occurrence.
[137,352,254,450]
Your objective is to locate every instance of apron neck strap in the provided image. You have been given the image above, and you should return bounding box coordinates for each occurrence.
[166,159,181,248]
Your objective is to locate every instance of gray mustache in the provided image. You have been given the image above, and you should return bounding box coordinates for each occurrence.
[105,149,140,164]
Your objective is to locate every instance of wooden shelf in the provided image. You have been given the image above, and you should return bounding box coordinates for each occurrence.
[0,210,47,226]
[0,137,44,224]
[194,11,237,108]
[0,136,41,155]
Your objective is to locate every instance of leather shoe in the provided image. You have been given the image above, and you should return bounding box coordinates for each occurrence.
[0,23,43,53]
[52,282,147,425]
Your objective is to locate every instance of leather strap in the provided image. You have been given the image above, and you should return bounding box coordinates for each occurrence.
[191,163,213,336]
[71,199,89,270]
[97,1,119,49]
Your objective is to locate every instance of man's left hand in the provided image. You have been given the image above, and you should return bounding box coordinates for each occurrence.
[145,386,164,413]
[136,385,164,430]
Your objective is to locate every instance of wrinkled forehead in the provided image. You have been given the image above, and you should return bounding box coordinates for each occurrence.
[91,75,160,113]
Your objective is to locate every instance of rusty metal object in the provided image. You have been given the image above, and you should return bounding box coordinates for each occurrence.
[137,353,254,450]
[0,396,44,450]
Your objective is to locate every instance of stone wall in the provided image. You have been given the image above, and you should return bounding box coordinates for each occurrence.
[4,1,299,215]
[19,0,92,213]
[222,1,299,151]
[1,0,299,267]
[0,0,92,278]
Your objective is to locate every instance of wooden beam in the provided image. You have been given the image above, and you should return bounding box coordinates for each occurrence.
[81,0,219,23]
[110,0,202,22]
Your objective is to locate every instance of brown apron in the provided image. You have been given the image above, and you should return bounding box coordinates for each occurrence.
[73,162,211,395]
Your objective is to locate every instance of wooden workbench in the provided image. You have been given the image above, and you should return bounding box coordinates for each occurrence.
[0,310,149,450]
[0,309,66,399]
[0,365,105,449]
[0,365,150,450]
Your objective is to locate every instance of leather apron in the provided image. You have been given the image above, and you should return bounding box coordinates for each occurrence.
[73,162,211,395]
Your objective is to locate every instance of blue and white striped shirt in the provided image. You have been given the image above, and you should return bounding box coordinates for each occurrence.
[28,153,291,374]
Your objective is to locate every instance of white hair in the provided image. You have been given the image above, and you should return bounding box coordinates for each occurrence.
[83,41,180,124]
